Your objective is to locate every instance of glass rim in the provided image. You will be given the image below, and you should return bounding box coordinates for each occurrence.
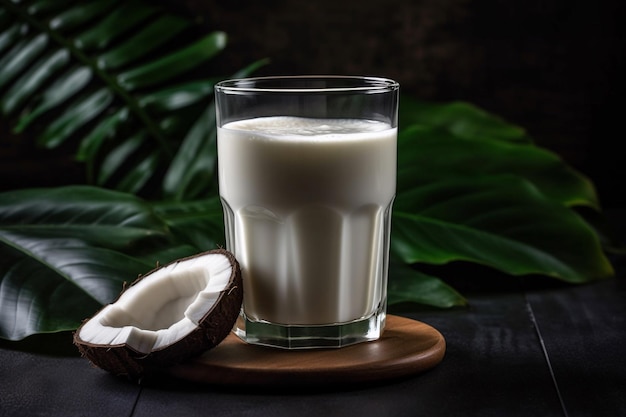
[215,75,399,93]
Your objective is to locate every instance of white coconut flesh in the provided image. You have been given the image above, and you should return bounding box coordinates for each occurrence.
[78,253,235,354]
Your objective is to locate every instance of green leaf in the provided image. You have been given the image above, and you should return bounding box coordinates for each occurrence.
[151,197,225,252]
[48,0,121,32]
[96,131,147,186]
[25,0,76,16]
[1,49,70,116]
[397,126,599,209]
[0,236,118,340]
[0,186,198,341]
[392,177,614,283]
[388,262,467,308]
[0,186,169,247]
[1,1,240,198]
[113,151,161,194]
[73,1,157,51]
[76,107,130,162]
[0,23,23,55]
[36,88,114,149]
[116,31,227,90]
[162,102,217,200]
[138,80,216,115]
[399,96,530,143]
[0,33,48,89]
[14,66,93,133]
[96,14,191,71]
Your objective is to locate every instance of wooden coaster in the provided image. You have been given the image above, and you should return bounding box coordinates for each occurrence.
[168,315,446,386]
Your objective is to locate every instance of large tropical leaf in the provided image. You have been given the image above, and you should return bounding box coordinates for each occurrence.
[387,261,467,308]
[399,96,531,144]
[0,0,232,200]
[0,186,199,340]
[397,97,601,213]
[392,176,613,283]
[393,105,612,283]
[397,125,599,209]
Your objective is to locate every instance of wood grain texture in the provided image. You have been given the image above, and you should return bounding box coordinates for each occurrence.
[168,315,445,386]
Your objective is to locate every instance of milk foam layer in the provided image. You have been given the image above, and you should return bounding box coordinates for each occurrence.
[221,116,392,137]
[218,116,397,325]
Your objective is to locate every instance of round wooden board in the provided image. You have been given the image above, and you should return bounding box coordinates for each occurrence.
[168,315,446,387]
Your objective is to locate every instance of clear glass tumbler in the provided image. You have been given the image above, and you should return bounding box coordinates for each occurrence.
[215,76,399,348]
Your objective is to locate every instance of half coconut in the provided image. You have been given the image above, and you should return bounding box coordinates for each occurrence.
[74,249,242,380]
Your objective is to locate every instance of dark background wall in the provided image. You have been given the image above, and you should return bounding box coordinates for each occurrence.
[2,0,625,208]
[190,0,625,208]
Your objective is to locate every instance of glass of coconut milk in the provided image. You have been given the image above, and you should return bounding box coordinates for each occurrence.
[215,76,398,349]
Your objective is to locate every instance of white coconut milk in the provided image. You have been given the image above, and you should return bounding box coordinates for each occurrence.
[218,116,396,325]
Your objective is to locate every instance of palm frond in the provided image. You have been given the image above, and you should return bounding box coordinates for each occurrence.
[0,0,257,200]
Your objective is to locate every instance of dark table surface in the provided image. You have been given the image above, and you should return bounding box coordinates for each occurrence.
[2,217,625,417]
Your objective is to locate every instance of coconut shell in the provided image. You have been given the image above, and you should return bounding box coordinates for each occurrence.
[73,249,243,381]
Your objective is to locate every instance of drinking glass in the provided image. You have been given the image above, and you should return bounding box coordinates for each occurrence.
[215,76,399,348]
